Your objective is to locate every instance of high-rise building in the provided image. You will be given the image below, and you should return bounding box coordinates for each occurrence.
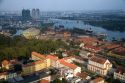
[36,9,40,19]
[31,8,40,20]
[31,9,35,19]
[22,9,31,21]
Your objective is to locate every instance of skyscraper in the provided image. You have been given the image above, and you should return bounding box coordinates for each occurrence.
[31,9,40,20]
[22,9,31,21]
[31,9,36,19]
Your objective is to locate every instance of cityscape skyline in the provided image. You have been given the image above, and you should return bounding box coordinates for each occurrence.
[0,0,125,11]
[0,0,125,83]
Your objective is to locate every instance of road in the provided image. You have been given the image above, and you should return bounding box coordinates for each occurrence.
[18,69,50,83]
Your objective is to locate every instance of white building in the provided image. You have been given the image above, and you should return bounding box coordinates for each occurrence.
[59,59,81,76]
[22,28,40,39]
[87,56,112,76]
[79,50,91,58]
[0,72,17,80]
[114,66,125,82]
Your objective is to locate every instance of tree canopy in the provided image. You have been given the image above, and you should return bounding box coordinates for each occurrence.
[0,34,69,62]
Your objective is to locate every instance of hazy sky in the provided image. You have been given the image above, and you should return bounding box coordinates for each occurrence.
[0,0,125,11]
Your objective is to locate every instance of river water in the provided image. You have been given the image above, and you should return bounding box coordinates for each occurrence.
[52,19,125,41]
[14,19,125,41]
[13,29,23,37]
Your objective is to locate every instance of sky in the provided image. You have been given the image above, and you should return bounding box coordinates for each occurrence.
[0,0,125,11]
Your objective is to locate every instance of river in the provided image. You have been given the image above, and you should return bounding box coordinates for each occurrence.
[12,29,23,37]
[52,19,125,41]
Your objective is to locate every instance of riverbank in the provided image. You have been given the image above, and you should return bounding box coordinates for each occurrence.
[51,19,125,41]
[59,14,125,32]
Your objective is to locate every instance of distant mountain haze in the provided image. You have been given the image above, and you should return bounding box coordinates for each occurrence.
[0,0,125,11]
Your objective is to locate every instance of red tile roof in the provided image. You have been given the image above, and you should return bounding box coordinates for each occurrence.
[39,79,50,83]
[59,59,77,70]
[2,60,10,66]
[74,56,88,62]
[104,44,120,50]
[32,52,46,59]
[64,31,71,36]
[46,55,58,61]
[116,66,125,75]
[0,72,7,76]
[90,56,107,64]
[77,36,102,45]
[84,45,102,52]
[92,77,104,83]
[76,72,88,79]
[63,56,74,60]
[64,31,71,34]
[23,60,44,67]
[112,47,125,55]
[64,50,80,56]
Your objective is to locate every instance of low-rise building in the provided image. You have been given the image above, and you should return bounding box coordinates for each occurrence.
[22,60,46,75]
[59,67,74,79]
[83,45,102,53]
[79,50,91,58]
[63,31,71,38]
[76,72,91,82]
[0,72,7,80]
[114,66,125,82]
[77,36,102,46]
[62,52,69,57]
[71,77,82,83]
[46,55,59,68]
[22,52,49,75]
[102,44,120,51]
[112,47,125,56]
[63,56,74,63]
[0,51,82,80]
[32,52,46,60]
[59,59,81,76]
[74,56,88,65]
[87,56,112,76]
[22,28,40,39]
[90,77,104,83]
[1,60,10,70]
[0,72,17,80]
[39,79,50,83]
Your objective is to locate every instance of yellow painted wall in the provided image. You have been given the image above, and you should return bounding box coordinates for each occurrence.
[22,61,47,76]
[46,59,51,68]
[31,54,41,60]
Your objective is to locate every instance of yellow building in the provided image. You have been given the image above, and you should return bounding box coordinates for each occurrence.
[88,56,112,76]
[32,52,46,60]
[46,55,59,68]
[22,52,80,76]
[22,52,48,75]
[31,52,51,68]
[22,60,46,75]
[22,52,55,75]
